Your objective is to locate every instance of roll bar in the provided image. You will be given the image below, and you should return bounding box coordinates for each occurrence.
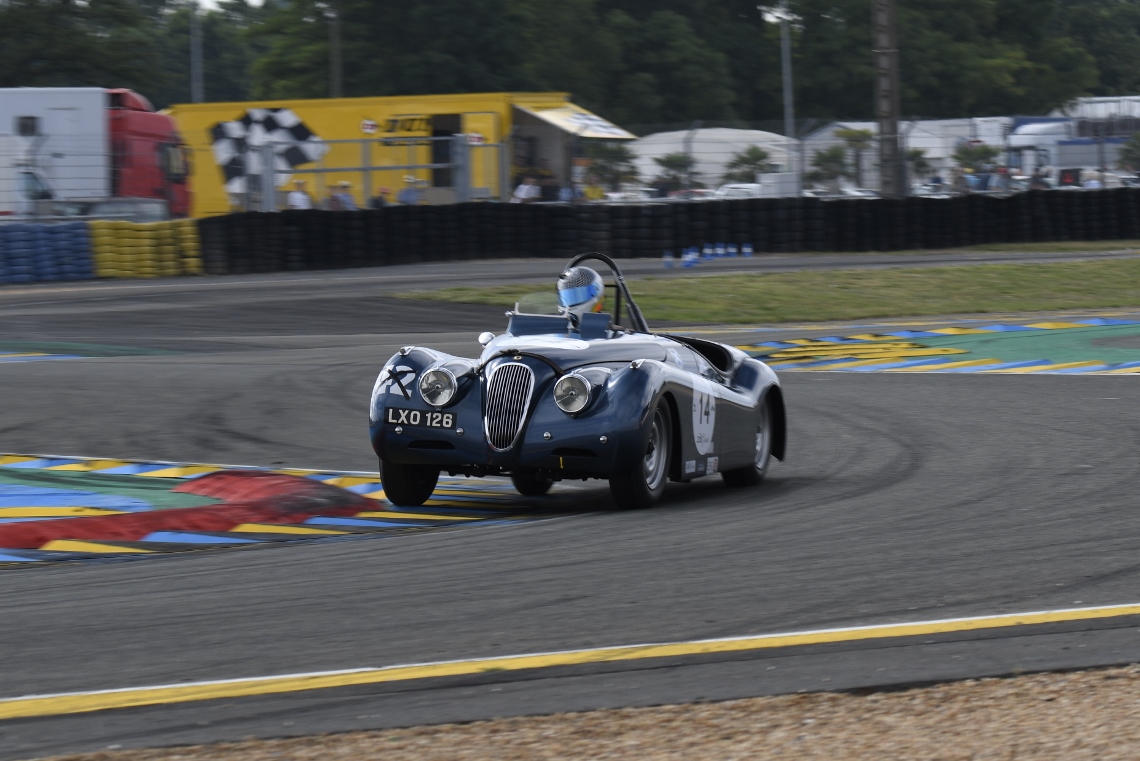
[565,253,650,334]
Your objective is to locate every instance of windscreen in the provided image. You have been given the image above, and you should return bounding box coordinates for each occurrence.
[514,291,561,316]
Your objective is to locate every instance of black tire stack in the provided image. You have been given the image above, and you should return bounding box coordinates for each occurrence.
[180,189,1140,277]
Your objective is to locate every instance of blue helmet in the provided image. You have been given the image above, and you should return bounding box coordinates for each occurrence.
[557,266,605,319]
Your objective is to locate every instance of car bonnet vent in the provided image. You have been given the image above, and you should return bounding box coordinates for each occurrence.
[484,362,534,450]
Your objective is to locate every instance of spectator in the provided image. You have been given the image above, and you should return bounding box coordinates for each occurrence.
[583,177,606,202]
[929,172,943,187]
[952,168,971,194]
[334,181,357,210]
[369,186,391,209]
[322,185,343,211]
[511,176,542,203]
[286,179,313,210]
[558,183,581,203]
[990,166,1008,192]
[397,176,423,205]
[1029,168,1050,190]
[1084,170,1104,189]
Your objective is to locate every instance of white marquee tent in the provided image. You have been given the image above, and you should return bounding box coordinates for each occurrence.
[627,128,798,187]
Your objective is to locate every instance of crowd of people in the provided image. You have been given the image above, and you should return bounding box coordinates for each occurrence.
[509,176,608,203]
[283,176,423,211]
[926,165,1117,195]
[280,173,609,210]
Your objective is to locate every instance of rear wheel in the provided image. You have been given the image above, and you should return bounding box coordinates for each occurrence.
[379,460,439,506]
[511,468,554,496]
[609,401,672,509]
[722,400,772,488]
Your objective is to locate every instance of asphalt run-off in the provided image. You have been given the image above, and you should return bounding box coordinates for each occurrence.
[5,603,1140,721]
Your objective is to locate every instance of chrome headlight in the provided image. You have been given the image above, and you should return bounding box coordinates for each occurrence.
[419,368,457,407]
[553,373,592,414]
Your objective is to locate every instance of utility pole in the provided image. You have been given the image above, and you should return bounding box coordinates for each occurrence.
[682,120,702,190]
[190,6,204,103]
[329,0,343,99]
[761,2,801,194]
[873,0,902,197]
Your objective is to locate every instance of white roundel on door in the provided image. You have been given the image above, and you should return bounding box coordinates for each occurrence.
[692,377,716,455]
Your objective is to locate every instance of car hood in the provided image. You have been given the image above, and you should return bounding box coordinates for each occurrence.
[481,332,671,370]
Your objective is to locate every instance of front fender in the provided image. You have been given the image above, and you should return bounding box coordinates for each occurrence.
[517,360,669,475]
[369,347,479,462]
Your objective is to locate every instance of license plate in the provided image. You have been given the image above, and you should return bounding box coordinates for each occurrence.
[385,407,455,429]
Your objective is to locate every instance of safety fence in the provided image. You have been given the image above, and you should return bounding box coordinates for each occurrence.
[0,220,202,284]
[196,189,1140,275]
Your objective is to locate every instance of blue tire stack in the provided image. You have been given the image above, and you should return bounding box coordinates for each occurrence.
[0,225,9,284]
[31,224,61,282]
[3,224,36,284]
[55,222,95,280]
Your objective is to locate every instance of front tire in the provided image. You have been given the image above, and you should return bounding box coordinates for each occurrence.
[609,401,672,509]
[511,468,553,496]
[722,399,772,488]
[379,459,439,506]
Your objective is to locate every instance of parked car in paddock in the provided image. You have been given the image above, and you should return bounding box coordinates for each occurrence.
[369,253,787,508]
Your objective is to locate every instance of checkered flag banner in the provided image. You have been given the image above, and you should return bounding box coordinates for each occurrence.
[209,108,329,194]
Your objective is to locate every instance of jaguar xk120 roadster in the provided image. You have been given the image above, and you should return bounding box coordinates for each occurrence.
[369,253,785,508]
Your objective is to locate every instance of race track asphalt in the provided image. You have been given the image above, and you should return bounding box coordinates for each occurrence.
[4,260,1140,757]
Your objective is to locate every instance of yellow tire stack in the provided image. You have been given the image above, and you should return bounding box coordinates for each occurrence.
[131,223,158,278]
[150,222,181,278]
[83,218,205,279]
[87,220,122,278]
[113,222,139,277]
[175,219,203,275]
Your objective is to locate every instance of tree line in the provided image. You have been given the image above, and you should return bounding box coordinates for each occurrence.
[2,0,1139,128]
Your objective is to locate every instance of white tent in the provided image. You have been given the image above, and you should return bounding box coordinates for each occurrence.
[1052,96,1140,119]
[801,117,1013,189]
[627,128,798,187]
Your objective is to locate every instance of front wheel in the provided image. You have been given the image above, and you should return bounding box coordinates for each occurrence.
[379,460,440,506]
[722,399,772,488]
[511,468,553,496]
[609,401,672,509]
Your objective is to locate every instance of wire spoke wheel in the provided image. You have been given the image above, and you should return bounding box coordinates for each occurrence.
[609,400,672,509]
[722,399,771,488]
[642,407,668,492]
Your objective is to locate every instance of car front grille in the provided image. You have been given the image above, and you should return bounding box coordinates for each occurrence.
[484,362,534,450]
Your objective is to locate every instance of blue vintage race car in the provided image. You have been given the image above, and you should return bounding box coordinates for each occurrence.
[369,254,786,508]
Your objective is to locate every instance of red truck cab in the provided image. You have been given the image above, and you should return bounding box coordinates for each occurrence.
[107,89,190,218]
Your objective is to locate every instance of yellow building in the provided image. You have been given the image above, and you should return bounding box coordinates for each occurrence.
[168,92,634,217]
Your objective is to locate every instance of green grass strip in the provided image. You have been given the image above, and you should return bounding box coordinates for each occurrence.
[401,258,1140,324]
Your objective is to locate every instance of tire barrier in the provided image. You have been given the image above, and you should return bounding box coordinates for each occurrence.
[87,220,203,279]
[0,221,94,284]
[188,189,1140,276]
[4,188,1138,285]
[0,219,202,285]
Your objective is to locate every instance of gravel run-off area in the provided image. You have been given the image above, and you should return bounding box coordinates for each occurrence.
[29,664,1140,761]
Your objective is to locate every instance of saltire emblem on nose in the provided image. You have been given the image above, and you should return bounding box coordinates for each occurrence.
[378,366,415,399]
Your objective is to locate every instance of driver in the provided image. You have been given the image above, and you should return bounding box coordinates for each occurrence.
[557,266,605,322]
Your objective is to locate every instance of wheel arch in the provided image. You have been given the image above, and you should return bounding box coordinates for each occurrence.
[661,390,685,481]
[764,385,787,461]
